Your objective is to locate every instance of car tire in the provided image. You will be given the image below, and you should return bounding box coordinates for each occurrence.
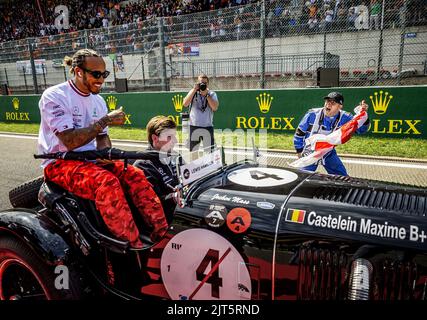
[9,176,44,209]
[0,236,85,300]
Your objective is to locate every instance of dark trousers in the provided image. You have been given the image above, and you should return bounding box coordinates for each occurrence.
[189,125,215,152]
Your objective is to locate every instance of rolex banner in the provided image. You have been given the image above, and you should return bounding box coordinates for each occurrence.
[0,86,425,138]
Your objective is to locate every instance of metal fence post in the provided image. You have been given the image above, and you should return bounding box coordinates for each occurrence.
[22,67,28,93]
[28,38,39,94]
[323,30,327,68]
[158,17,168,91]
[398,1,408,86]
[260,0,266,89]
[376,0,385,81]
[4,68,9,88]
[84,29,89,49]
[112,59,117,89]
[141,56,146,86]
[42,64,47,89]
[63,65,68,81]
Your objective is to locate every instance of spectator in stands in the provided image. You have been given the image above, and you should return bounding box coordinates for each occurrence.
[182,73,219,153]
[408,0,423,23]
[307,3,319,30]
[0,0,220,42]
[234,13,242,40]
[294,92,370,176]
[369,0,381,30]
[37,48,168,247]
[347,6,357,29]
[335,1,347,29]
[1,0,426,52]
[321,4,334,30]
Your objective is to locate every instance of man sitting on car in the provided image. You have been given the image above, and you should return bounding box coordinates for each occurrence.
[133,116,182,222]
[37,49,168,248]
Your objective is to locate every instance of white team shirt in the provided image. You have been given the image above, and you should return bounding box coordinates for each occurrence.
[37,80,108,168]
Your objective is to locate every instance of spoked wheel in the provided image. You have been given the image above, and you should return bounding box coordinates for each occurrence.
[0,236,83,300]
[0,254,50,300]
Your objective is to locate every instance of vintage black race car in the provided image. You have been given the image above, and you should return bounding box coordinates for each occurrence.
[0,147,426,300]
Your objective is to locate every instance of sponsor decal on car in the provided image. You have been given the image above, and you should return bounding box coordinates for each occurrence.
[183,168,190,179]
[307,211,357,232]
[226,207,252,234]
[256,201,275,210]
[285,208,306,224]
[205,204,227,228]
[286,210,427,245]
[211,193,250,205]
[179,149,223,185]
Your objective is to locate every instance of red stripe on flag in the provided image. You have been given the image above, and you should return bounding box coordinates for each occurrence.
[340,111,367,144]
[315,141,334,151]
[297,210,305,223]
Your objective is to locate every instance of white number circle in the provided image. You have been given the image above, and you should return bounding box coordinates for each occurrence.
[160,228,251,300]
[227,167,298,187]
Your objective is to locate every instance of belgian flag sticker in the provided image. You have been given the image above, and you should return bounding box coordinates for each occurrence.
[285,209,306,224]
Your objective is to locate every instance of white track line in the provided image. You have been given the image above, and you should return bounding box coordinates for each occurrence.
[1,133,426,170]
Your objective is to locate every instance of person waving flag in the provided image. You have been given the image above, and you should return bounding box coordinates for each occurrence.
[290,101,369,171]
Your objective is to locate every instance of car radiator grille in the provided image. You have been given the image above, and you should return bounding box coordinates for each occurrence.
[297,247,348,300]
[313,187,427,216]
[296,247,422,300]
[375,260,419,300]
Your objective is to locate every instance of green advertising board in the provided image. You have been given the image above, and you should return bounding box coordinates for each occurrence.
[1,86,426,138]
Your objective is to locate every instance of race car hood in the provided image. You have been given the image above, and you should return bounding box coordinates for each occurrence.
[183,164,427,251]
[282,173,427,251]
[192,166,312,235]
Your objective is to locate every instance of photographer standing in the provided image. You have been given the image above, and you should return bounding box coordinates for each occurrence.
[182,74,219,152]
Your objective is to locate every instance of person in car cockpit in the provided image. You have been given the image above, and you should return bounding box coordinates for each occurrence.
[133,116,182,222]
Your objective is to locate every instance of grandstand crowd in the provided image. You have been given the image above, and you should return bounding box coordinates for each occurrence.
[0,0,425,44]
[0,0,241,43]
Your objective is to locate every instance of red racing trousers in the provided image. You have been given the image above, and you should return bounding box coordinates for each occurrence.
[44,160,168,248]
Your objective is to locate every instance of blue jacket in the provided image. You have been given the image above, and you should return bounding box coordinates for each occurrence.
[294,107,370,153]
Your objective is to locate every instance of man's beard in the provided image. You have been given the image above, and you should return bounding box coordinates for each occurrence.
[83,76,100,94]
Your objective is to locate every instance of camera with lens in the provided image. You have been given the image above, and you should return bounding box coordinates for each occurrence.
[198,82,207,91]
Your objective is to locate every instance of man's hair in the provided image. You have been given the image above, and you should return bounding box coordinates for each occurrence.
[63,49,101,75]
[147,116,177,146]
[198,73,209,83]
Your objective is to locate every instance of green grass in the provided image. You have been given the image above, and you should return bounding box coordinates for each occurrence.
[1,122,426,159]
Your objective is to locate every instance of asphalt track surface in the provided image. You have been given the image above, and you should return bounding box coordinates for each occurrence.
[0,132,426,211]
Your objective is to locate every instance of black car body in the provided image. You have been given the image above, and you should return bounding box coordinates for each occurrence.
[0,149,426,300]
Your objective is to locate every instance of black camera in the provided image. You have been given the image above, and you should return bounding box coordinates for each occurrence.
[198,82,207,91]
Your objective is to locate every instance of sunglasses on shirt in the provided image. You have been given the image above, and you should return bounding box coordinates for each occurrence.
[80,67,110,79]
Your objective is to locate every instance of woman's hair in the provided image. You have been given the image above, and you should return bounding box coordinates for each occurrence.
[146,116,177,146]
[63,49,100,74]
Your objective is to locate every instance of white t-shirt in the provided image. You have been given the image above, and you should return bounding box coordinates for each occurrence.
[189,91,218,127]
[37,80,108,168]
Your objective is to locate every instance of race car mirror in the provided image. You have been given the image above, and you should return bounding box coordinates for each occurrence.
[178,148,223,186]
